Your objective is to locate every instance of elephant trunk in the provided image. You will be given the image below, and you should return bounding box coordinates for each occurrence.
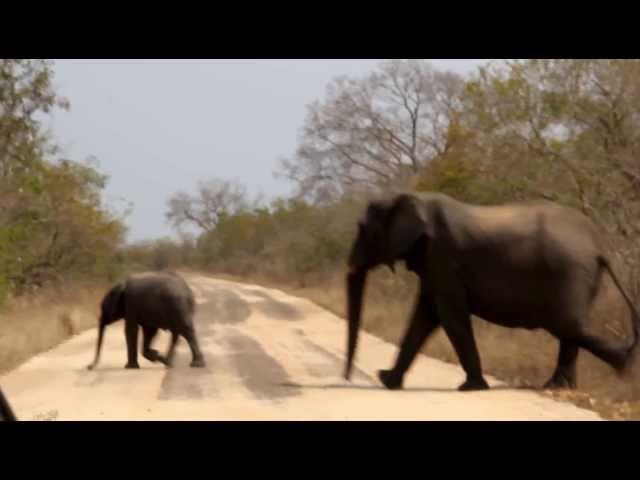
[88,283,124,371]
[87,320,106,371]
[344,268,367,381]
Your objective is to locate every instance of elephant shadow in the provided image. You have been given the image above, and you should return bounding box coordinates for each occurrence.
[78,365,168,373]
[277,381,542,393]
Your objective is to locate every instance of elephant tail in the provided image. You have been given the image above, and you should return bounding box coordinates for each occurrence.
[599,256,640,355]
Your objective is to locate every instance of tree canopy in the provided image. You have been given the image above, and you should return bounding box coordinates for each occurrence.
[0,60,127,302]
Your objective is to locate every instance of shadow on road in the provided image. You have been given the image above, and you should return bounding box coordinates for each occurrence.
[277,381,542,393]
[77,365,167,372]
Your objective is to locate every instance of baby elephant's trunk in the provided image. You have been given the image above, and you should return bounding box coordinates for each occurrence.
[87,322,106,371]
[88,283,124,371]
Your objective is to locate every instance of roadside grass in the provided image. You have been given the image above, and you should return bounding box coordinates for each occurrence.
[0,281,105,375]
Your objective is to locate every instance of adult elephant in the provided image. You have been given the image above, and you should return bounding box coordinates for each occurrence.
[87,271,206,370]
[344,192,640,391]
[0,387,17,421]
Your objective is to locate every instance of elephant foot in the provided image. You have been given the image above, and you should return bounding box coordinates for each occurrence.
[163,358,174,369]
[458,376,489,391]
[543,373,576,390]
[143,349,162,363]
[155,354,173,368]
[378,369,403,390]
[125,362,140,369]
[617,346,637,378]
[190,357,206,368]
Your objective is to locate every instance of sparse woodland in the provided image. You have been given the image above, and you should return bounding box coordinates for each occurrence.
[0,60,128,301]
[4,59,640,417]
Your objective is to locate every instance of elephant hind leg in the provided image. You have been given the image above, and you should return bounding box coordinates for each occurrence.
[544,340,579,390]
[142,326,163,363]
[183,326,206,368]
[573,331,629,374]
[163,332,180,368]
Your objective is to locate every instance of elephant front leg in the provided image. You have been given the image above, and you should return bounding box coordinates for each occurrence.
[379,289,440,390]
[437,298,489,392]
[142,326,162,364]
[544,340,578,390]
[124,318,140,369]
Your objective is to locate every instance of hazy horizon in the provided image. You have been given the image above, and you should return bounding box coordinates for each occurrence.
[48,59,490,243]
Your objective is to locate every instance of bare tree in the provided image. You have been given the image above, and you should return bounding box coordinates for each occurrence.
[166,178,251,233]
[277,60,465,202]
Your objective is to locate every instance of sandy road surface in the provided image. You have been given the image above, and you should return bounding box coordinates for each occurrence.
[0,273,601,420]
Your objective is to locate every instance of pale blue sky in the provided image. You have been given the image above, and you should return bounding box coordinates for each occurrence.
[48,59,489,242]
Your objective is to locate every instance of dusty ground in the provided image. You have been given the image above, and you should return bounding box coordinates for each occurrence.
[0,274,601,420]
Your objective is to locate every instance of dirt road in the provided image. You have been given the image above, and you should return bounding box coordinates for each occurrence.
[0,273,601,420]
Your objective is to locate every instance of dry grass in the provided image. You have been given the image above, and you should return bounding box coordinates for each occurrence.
[204,266,640,420]
[0,281,106,375]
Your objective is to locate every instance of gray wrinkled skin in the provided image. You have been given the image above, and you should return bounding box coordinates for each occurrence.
[345,192,640,392]
[87,271,206,371]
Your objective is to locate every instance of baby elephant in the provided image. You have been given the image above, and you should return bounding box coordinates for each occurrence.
[87,271,206,370]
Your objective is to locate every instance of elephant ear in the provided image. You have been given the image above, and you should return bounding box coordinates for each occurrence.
[386,194,436,261]
[102,282,125,323]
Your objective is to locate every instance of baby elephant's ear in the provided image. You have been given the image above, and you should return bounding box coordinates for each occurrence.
[104,282,125,319]
[386,194,433,261]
